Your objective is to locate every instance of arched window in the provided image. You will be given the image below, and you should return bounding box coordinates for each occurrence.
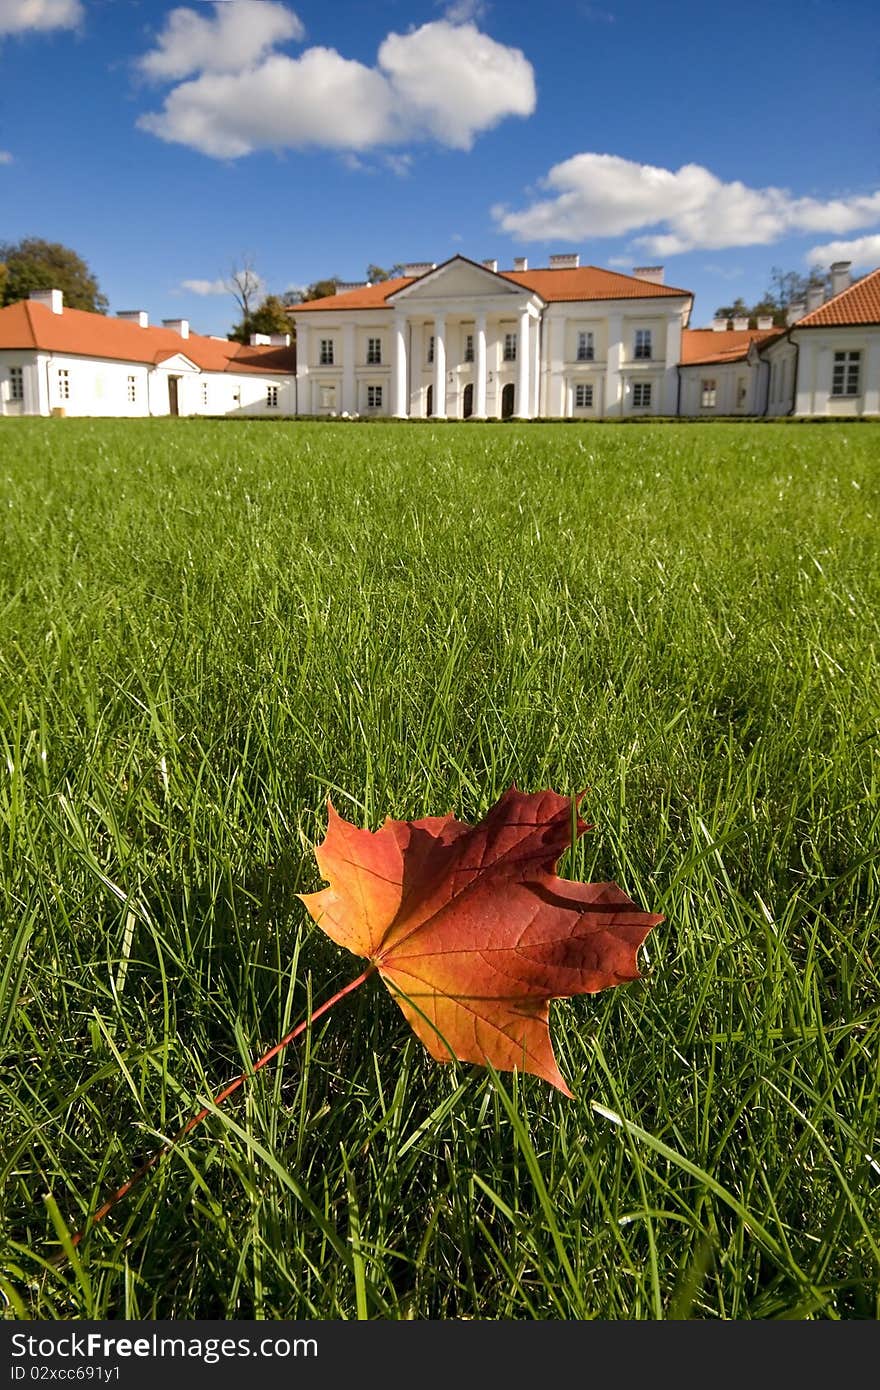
[426,384,434,417]
[501,382,515,419]
[463,383,474,419]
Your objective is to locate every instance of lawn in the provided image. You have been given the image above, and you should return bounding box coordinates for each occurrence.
[0,417,878,1319]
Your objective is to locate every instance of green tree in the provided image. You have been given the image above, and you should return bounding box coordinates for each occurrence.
[228,293,292,343]
[0,237,108,312]
[366,263,404,283]
[301,277,341,302]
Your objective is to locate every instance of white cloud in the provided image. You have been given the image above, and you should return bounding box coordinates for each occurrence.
[494,152,880,255]
[137,18,535,159]
[141,49,394,158]
[805,233,880,270]
[0,149,13,163]
[378,22,534,150]
[138,1,304,81]
[385,152,414,177]
[180,278,231,296]
[0,0,82,34]
[441,1,488,24]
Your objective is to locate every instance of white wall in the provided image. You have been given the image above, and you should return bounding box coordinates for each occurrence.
[763,338,798,416]
[0,352,40,416]
[0,350,295,418]
[678,360,767,415]
[791,328,880,416]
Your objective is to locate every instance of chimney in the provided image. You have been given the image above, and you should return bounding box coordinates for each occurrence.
[711,316,729,332]
[549,253,580,269]
[402,262,435,277]
[732,315,749,331]
[117,310,149,328]
[29,288,63,315]
[335,281,369,292]
[806,283,825,314]
[786,300,807,326]
[756,315,774,331]
[512,257,528,272]
[162,318,190,339]
[632,266,665,285]
[482,259,498,273]
[830,261,851,298]
[250,332,291,347]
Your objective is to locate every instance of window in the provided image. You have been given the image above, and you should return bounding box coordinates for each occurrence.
[267,384,279,408]
[632,382,652,408]
[367,385,383,409]
[700,378,717,408]
[576,331,594,362]
[366,337,382,365]
[464,333,474,363]
[320,385,336,409]
[201,382,209,407]
[427,334,435,364]
[9,367,23,401]
[127,375,137,404]
[634,329,652,359]
[575,383,593,408]
[736,377,748,407]
[319,338,334,365]
[503,332,517,361]
[57,369,70,400]
[831,350,861,396]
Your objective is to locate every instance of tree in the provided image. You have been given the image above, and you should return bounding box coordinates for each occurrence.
[227,255,263,338]
[301,277,341,302]
[0,237,108,312]
[365,263,404,283]
[713,267,834,329]
[713,295,751,322]
[228,293,292,343]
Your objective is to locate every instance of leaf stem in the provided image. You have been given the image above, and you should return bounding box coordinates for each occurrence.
[58,964,376,1257]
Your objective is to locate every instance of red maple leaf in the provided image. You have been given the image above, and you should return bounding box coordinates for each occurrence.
[299,786,663,1094]
[60,787,664,1252]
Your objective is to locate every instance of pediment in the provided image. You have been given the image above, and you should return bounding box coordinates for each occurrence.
[153,351,200,372]
[387,256,528,304]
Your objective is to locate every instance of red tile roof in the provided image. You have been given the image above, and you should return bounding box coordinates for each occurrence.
[0,299,296,375]
[293,276,415,311]
[505,264,691,302]
[792,266,880,327]
[681,327,782,366]
[291,258,691,311]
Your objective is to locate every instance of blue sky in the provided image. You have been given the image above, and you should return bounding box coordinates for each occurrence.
[2,0,878,336]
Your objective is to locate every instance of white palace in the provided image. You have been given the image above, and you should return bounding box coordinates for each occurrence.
[292,254,692,421]
[2,252,879,419]
[290,253,880,420]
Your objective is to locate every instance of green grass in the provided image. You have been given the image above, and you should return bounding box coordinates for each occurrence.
[0,417,878,1320]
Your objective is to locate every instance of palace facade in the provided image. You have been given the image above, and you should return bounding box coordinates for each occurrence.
[2,256,878,419]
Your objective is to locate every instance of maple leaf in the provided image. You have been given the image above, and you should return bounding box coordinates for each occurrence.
[299,786,663,1094]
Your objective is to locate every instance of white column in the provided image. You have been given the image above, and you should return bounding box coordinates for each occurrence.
[864,336,880,416]
[342,323,356,413]
[433,315,447,418]
[549,314,566,416]
[605,314,623,416]
[664,315,681,415]
[474,312,487,418]
[515,307,531,418]
[532,311,541,416]
[392,314,408,417]
[296,321,309,415]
